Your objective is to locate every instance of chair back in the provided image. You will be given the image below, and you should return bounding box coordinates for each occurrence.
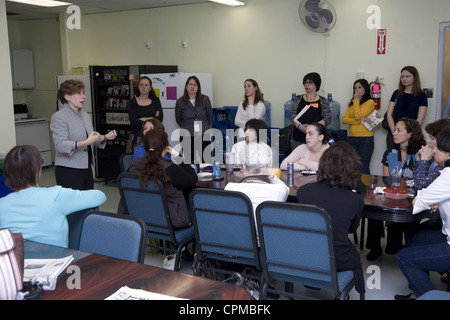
[256,201,340,294]
[67,208,92,250]
[79,210,147,263]
[118,173,174,240]
[120,153,133,172]
[118,172,195,271]
[189,188,261,272]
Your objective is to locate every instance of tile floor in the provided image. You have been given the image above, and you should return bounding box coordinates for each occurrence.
[39,166,448,300]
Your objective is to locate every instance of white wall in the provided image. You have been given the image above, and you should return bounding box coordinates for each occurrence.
[0,0,16,154]
[7,0,450,174]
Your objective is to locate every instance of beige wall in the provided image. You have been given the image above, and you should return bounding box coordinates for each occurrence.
[5,0,450,174]
[0,0,16,154]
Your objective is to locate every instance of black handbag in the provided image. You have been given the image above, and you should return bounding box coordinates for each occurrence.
[382,111,390,130]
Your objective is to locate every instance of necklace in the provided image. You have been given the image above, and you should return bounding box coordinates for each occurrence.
[304,94,318,102]
[137,96,151,105]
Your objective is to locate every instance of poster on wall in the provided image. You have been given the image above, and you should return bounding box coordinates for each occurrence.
[377,29,387,54]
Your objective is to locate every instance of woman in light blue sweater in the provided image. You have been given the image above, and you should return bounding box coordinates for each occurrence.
[0,145,106,248]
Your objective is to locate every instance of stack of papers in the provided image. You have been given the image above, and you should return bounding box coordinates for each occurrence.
[23,256,74,290]
[106,286,186,300]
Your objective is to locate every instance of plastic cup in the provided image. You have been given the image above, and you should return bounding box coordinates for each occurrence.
[225,152,234,172]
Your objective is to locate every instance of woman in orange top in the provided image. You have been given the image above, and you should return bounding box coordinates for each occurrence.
[342,79,375,174]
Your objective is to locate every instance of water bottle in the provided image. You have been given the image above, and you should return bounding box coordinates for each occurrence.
[284,93,296,127]
[327,93,340,132]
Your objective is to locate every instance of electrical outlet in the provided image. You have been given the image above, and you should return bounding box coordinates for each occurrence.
[423,88,433,98]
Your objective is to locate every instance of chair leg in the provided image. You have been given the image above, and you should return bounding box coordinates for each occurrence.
[447,272,450,292]
[359,217,366,250]
[260,279,268,300]
[285,282,294,300]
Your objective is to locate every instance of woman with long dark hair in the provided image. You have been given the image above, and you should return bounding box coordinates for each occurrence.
[125,129,197,228]
[175,76,212,164]
[280,122,330,172]
[385,66,427,149]
[366,118,426,261]
[126,76,163,152]
[234,79,266,138]
[342,79,376,174]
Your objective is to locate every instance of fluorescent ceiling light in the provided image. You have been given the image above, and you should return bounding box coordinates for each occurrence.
[7,0,72,7]
[209,0,245,7]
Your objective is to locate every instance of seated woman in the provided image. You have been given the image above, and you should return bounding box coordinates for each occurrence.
[120,129,197,228]
[133,118,165,158]
[231,119,272,168]
[366,117,426,261]
[296,141,365,297]
[395,130,450,300]
[225,140,289,243]
[414,118,450,190]
[0,145,106,248]
[413,118,450,229]
[280,122,330,172]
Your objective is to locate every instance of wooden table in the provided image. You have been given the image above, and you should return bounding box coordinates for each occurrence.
[25,241,250,300]
[198,169,419,215]
[197,169,430,250]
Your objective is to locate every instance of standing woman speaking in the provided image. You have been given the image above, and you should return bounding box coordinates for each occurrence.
[126,76,163,153]
[51,79,117,190]
[175,76,213,164]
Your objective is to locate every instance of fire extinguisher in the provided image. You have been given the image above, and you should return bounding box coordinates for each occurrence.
[370,77,381,110]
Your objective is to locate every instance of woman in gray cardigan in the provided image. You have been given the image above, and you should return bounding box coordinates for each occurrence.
[175,76,212,164]
[51,79,117,190]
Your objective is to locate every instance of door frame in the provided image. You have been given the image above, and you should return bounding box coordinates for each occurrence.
[436,21,450,119]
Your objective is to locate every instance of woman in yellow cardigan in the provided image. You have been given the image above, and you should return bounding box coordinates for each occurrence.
[342,79,375,174]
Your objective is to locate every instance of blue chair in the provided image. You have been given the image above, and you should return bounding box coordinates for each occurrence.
[256,201,364,300]
[67,208,92,250]
[120,153,133,172]
[78,210,147,263]
[118,173,195,271]
[189,188,261,280]
[417,290,450,300]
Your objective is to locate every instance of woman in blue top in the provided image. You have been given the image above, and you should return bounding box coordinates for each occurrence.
[366,118,426,261]
[0,145,106,248]
[385,66,428,149]
[133,118,165,158]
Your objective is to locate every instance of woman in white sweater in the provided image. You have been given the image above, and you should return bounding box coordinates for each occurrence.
[234,79,266,139]
[395,130,450,300]
[280,123,330,172]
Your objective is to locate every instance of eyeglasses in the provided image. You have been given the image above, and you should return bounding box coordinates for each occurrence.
[303,81,315,85]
